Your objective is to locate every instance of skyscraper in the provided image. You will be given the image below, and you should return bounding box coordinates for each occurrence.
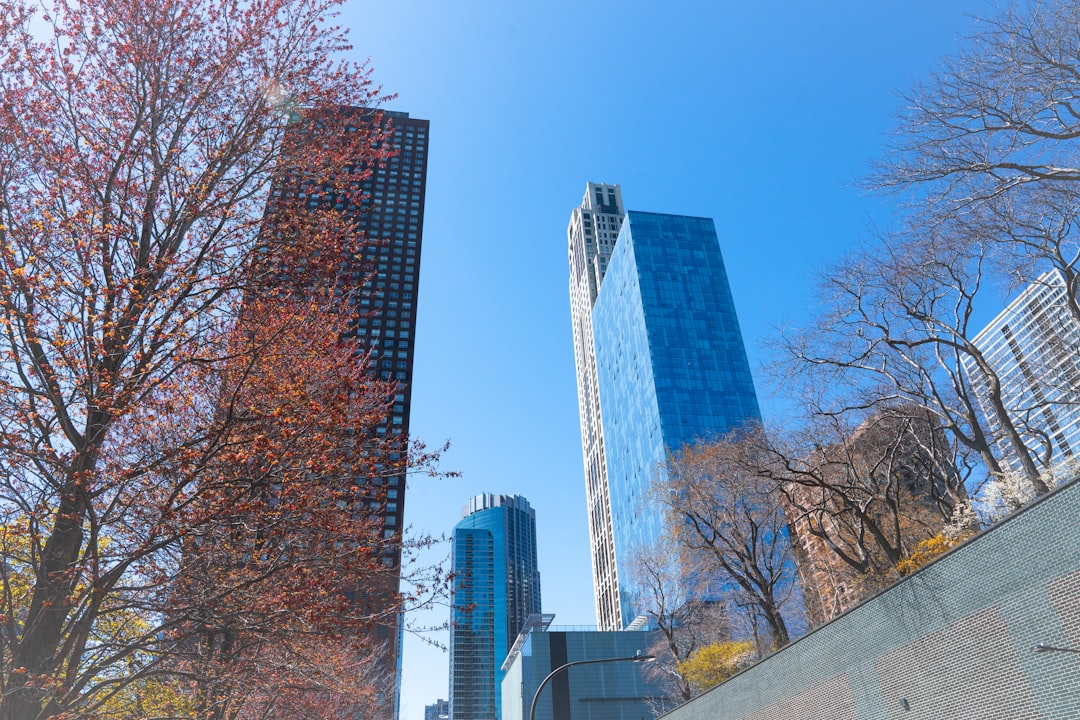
[337,109,428,717]
[450,494,542,720]
[567,182,625,632]
[424,698,450,720]
[568,185,762,630]
[268,107,429,717]
[963,269,1080,488]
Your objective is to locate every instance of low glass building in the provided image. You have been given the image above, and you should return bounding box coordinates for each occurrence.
[500,615,662,720]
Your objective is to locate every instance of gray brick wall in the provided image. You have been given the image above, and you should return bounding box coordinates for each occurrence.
[662,479,1080,720]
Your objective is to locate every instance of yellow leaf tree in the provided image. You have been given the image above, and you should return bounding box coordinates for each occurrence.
[676,641,755,695]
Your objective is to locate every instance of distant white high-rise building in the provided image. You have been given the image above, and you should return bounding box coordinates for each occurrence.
[964,269,1080,488]
[567,183,625,631]
[424,699,449,720]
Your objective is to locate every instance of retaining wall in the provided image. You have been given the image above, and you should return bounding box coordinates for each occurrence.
[662,479,1080,720]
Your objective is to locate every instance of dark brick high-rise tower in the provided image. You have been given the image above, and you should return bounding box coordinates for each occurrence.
[267,107,429,718]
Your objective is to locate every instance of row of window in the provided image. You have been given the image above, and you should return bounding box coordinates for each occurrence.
[362,325,414,338]
[357,317,410,328]
[357,297,413,310]
[356,240,419,253]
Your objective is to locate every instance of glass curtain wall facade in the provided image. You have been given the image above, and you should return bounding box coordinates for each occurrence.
[963,269,1080,487]
[569,188,763,629]
[450,494,542,720]
[500,617,662,720]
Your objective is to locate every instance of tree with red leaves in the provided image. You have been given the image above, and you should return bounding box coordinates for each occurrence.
[0,0,439,717]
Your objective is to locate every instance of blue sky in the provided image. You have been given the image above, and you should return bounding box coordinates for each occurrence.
[344,2,992,718]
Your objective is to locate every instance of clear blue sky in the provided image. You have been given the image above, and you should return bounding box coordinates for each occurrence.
[342,2,991,718]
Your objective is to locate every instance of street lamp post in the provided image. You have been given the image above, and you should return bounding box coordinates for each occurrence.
[527,653,655,720]
[1031,642,1080,655]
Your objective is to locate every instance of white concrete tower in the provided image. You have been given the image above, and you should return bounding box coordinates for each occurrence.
[567,182,625,630]
[964,269,1080,493]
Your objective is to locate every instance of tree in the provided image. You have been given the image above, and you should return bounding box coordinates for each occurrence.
[873,0,1080,321]
[629,539,729,709]
[754,406,973,623]
[895,526,976,577]
[0,0,442,716]
[656,437,804,654]
[778,222,1056,503]
[675,640,753,695]
[157,292,420,720]
[872,0,1080,487]
[780,1,1080,510]
[762,3,1080,612]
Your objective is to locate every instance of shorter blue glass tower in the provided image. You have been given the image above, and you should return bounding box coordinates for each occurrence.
[592,211,762,625]
[450,494,541,720]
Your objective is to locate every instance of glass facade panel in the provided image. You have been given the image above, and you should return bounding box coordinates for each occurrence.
[963,269,1080,490]
[501,624,663,720]
[591,211,761,624]
[450,495,542,720]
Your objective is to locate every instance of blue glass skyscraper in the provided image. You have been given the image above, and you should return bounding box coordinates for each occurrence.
[449,494,542,720]
[568,186,762,629]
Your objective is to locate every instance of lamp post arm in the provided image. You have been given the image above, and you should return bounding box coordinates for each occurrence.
[1032,642,1080,654]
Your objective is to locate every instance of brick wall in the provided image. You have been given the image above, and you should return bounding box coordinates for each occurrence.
[662,478,1080,720]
